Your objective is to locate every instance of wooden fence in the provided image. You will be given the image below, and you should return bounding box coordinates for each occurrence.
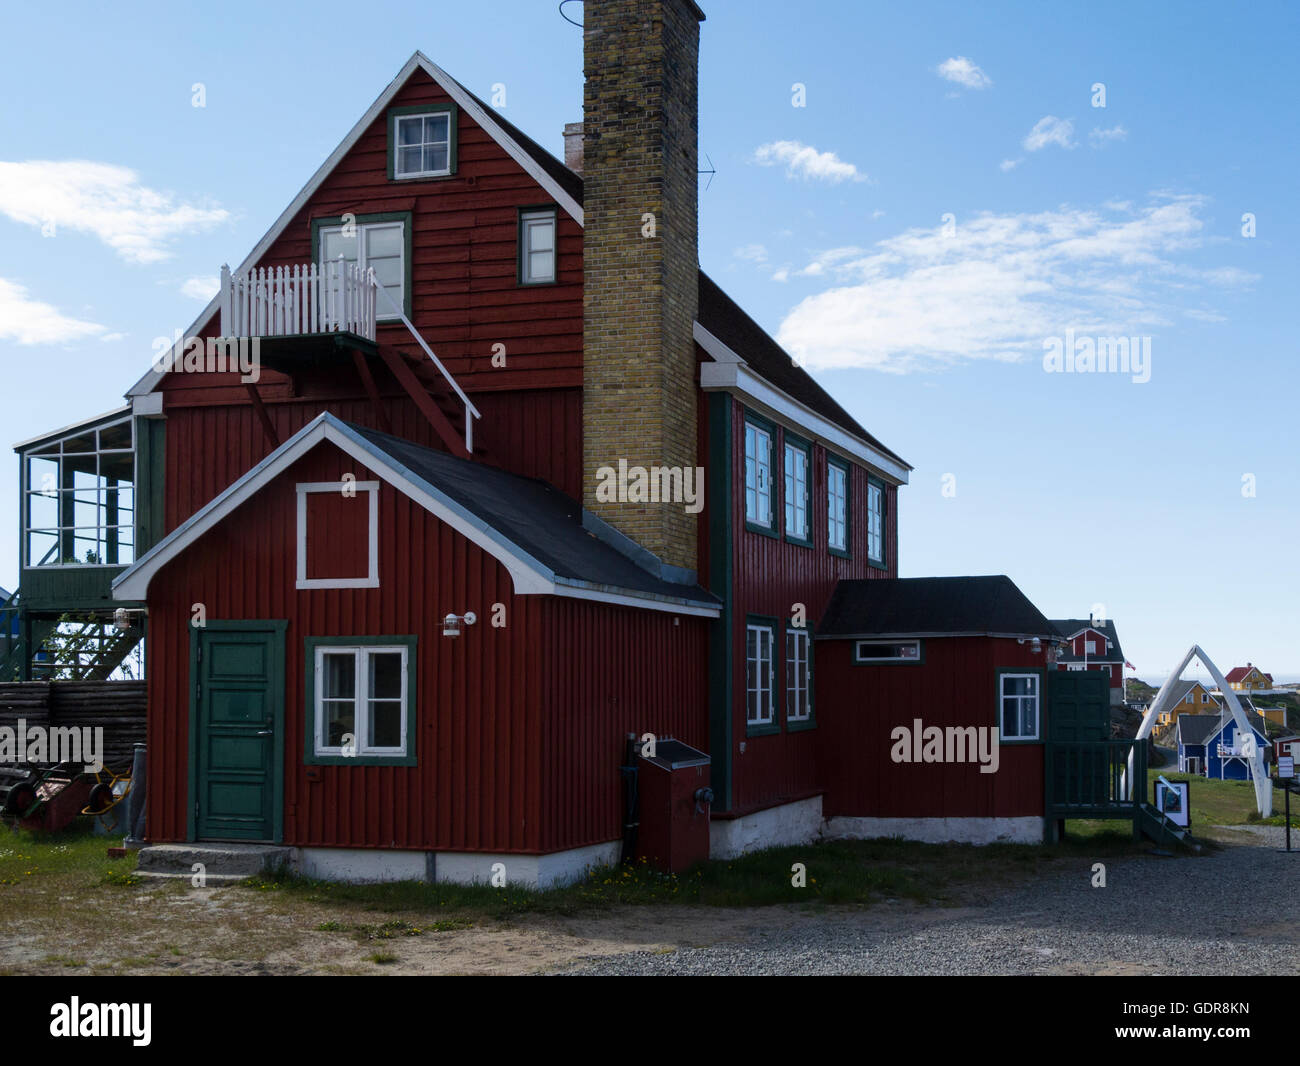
[0,681,145,771]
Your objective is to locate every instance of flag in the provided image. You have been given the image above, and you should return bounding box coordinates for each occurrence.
[1125,661,1135,670]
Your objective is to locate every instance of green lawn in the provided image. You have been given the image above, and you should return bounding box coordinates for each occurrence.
[1142,768,1300,829]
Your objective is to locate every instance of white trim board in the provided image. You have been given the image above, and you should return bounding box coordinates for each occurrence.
[111,412,719,618]
[127,52,583,400]
[296,480,380,589]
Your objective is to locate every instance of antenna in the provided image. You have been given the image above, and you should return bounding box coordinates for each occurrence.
[559,0,583,27]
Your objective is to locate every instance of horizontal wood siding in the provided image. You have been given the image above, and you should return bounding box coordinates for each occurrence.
[540,599,709,853]
[816,637,1044,819]
[727,402,897,814]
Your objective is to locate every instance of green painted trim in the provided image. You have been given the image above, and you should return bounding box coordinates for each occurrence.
[706,394,734,811]
[744,613,782,738]
[387,102,458,181]
[134,416,166,555]
[995,666,1046,745]
[784,620,816,732]
[866,473,887,569]
[781,433,813,548]
[741,408,777,536]
[188,620,288,844]
[303,635,418,766]
[853,638,925,665]
[516,204,558,287]
[310,211,414,319]
[827,454,852,559]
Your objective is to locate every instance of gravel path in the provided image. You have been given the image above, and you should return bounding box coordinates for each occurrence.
[551,838,1300,975]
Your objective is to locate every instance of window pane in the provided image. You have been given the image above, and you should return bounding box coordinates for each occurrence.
[423,145,448,173]
[368,652,403,700]
[26,491,57,529]
[527,220,554,252]
[321,229,358,263]
[322,653,355,700]
[1002,701,1019,737]
[365,225,402,258]
[369,256,403,288]
[368,701,402,748]
[397,116,424,146]
[62,431,95,454]
[27,455,58,494]
[424,114,449,145]
[27,530,57,567]
[397,145,423,175]
[528,251,554,281]
[98,421,132,451]
[323,700,355,748]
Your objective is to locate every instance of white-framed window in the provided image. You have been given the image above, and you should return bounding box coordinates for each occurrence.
[744,421,773,528]
[1066,663,1086,672]
[866,479,885,565]
[296,481,379,589]
[313,644,410,758]
[23,416,135,568]
[317,218,406,319]
[1201,693,1210,703]
[1000,673,1040,741]
[520,209,557,285]
[393,109,453,179]
[1085,640,1097,655]
[786,627,812,724]
[746,622,776,728]
[784,441,809,541]
[827,461,848,553]
[854,640,921,663]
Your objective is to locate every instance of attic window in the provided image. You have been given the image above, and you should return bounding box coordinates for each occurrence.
[854,640,921,664]
[519,208,557,285]
[389,104,456,180]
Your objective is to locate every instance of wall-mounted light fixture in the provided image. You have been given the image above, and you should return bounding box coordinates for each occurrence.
[113,608,133,631]
[1017,636,1043,654]
[442,611,477,638]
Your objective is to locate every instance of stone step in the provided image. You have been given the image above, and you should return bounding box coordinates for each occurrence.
[136,842,293,878]
[136,870,255,886]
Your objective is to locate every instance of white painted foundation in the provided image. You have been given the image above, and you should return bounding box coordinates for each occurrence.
[295,847,428,883]
[823,815,1042,845]
[709,795,824,859]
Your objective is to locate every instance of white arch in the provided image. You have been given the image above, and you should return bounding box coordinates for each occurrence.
[1136,645,1271,817]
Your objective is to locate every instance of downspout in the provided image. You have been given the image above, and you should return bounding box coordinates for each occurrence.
[618,732,639,865]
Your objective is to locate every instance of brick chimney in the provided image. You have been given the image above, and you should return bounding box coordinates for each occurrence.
[582,0,705,577]
[563,121,585,173]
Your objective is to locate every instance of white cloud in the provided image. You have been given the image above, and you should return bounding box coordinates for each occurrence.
[774,195,1255,373]
[1000,158,1023,172]
[181,275,220,300]
[0,161,229,264]
[1090,124,1128,146]
[753,141,868,184]
[1023,116,1076,152]
[733,244,768,264]
[100,332,128,342]
[0,278,104,345]
[771,268,791,283]
[936,56,992,90]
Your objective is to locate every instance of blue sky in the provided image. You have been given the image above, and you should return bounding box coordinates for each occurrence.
[0,0,1296,683]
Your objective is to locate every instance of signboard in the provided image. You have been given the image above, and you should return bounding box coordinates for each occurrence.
[1154,778,1191,828]
[1279,756,1295,779]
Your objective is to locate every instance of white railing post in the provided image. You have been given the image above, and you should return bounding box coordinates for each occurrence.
[219,264,232,336]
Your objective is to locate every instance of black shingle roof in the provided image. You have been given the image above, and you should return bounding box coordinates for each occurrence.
[1052,618,1125,663]
[348,423,718,609]
[1177,710,1269,748]
[817,575,1058,639]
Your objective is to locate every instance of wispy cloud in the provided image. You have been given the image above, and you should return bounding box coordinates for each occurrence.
[0,278,104,345]
[1000,158,1023,172]
[775,195,1254,372]
[180,275,220,300]
[936,56,992,90]
[1090,124,1128,146]
[733,244,768,265]
[0,161,229,264]
[1023,116,1076,152]
[753,141,868,183]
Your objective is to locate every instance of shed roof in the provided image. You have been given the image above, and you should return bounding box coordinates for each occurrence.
[818,575,1058,639]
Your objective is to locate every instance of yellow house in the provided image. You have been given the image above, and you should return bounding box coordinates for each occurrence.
[1225,663,1273,692]
[1155,680,1217,732]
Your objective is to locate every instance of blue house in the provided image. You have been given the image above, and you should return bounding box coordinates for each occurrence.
[1176,711,1271,780]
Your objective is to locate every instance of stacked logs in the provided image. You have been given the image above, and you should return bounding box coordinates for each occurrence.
[0,681,145,772]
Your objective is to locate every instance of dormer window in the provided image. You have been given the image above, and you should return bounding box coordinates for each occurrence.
[519,208,557,285]
[389,104,457,180]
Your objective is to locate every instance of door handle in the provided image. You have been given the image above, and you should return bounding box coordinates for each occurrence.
[255,729,273,736]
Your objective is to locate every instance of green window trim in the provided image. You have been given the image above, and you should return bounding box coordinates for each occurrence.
[742,409,779,539]
[995,666,1045,745]
[784,621,816,732]
[744,613,781,738]
[517,204,559,286]
[309,211,414,319]
[304,635,418,766]
[782,431,813,548]
[866,473,887,570]
[852,638,926,665]
[827,454,852,559]
[387,102,459,181]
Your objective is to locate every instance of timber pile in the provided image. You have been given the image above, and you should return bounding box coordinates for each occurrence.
[0,681,145,771]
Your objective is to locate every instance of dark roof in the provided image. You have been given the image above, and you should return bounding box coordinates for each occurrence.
[1177,710,1269,748]
[445,68,907,470]
[1052,618,1125,663]
[818,576,1058,639]
[1164,679,1212,706]
[348,423,718,608]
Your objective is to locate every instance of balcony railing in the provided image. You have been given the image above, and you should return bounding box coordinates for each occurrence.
[220,259,377,342]
[1048,738,1147,813]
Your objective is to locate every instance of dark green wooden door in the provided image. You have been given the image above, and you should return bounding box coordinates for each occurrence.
[1047,670,1110,807]
[193,624,285,841]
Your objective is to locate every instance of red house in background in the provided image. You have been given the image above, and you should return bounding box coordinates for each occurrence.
[0,0,1156,883]
[1052,617,1128,706]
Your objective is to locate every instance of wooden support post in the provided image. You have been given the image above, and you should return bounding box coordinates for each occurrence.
[244,383,279,449]
[378,348,471,458]
[352,349,392,433]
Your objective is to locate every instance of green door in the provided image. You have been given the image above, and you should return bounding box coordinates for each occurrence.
[1047,670,1110,807]
[191,623,285,842]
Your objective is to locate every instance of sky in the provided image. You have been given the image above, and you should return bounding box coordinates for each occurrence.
[0,0,1296,683]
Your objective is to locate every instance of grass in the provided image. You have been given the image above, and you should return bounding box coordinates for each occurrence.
[0,826,138,895]
[1143,768,1300,828]
[244,830,1148,922]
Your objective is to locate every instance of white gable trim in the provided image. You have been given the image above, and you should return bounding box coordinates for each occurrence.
[111,413,718,617]
[128,52,582,399]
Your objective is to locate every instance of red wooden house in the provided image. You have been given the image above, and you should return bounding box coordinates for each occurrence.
[10,0,1162,883]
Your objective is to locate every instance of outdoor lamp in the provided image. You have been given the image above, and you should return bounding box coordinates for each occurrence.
[442,611,478,638]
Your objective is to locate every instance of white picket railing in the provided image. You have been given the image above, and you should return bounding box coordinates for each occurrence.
[219,258,377,342]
